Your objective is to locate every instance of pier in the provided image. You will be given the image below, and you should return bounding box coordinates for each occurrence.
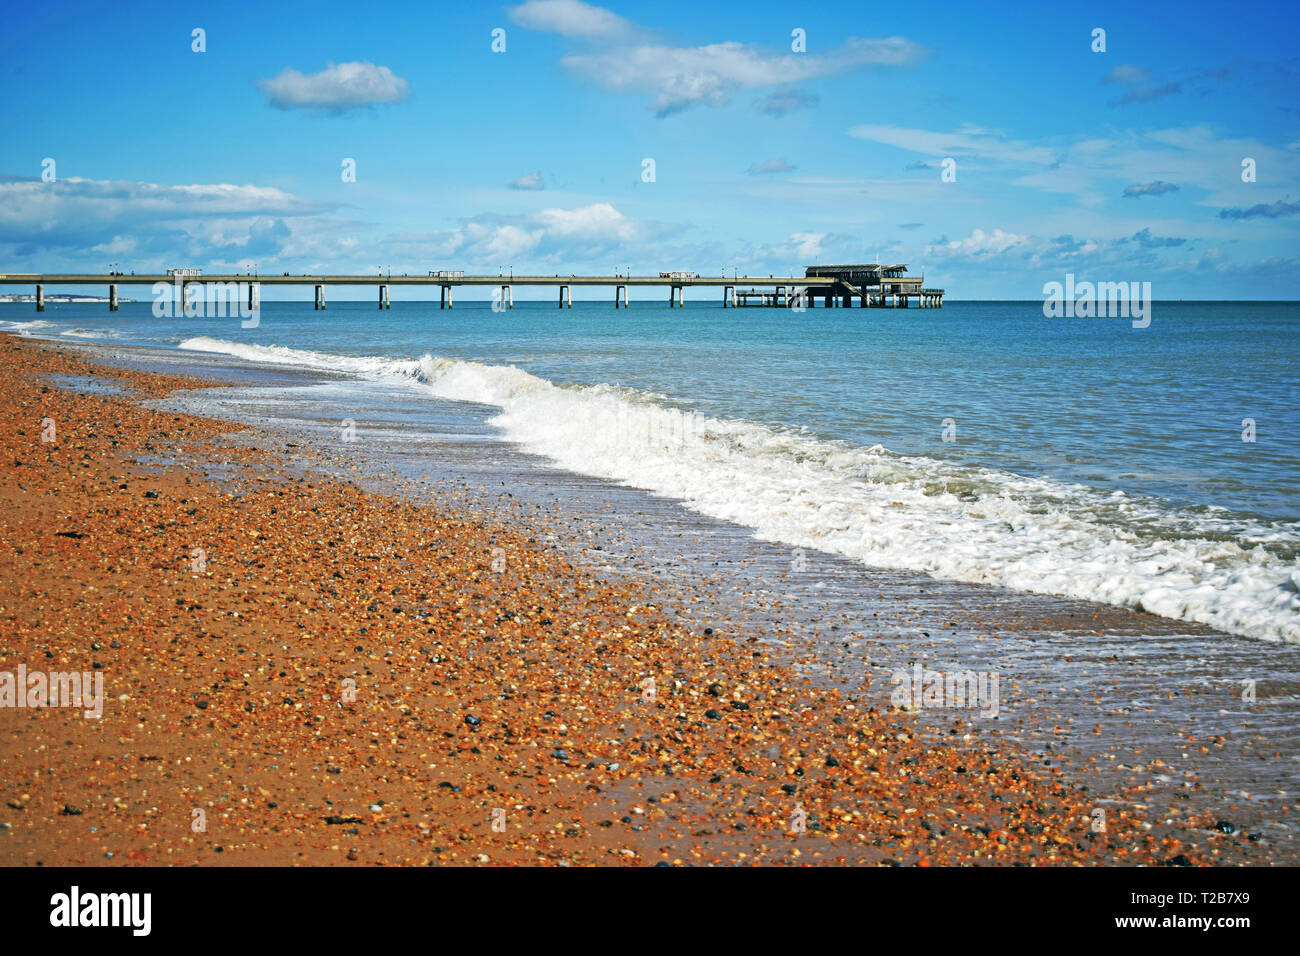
[0,264,942,310]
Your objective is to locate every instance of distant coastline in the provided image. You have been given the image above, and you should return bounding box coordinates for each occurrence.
[0,293,133,303]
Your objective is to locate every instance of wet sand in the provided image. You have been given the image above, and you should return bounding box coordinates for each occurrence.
[0,334,1291,865]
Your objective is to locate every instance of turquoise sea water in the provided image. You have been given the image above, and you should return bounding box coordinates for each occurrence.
[7,298,1298,642]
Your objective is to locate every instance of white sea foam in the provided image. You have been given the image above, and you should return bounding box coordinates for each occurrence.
[60,328,122,339]
[178,336,1300,644]
[0,319,59,334]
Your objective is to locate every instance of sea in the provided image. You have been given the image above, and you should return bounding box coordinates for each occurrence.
[7,296,1296,645]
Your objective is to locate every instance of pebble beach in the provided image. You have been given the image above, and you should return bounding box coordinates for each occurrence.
[1,333,1286,866]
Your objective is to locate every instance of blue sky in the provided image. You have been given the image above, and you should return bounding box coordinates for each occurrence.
[2,0,1298,298]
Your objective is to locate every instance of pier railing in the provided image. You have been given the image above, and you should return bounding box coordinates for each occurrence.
[0,272,944,310]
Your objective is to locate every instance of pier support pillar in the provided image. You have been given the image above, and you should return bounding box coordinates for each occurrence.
[109,284,118,312]
[441,285,452,309]
[508,285,513,309]
[248,282,260,311]
[559,285,571,308]
[35,284,44,312]
[314,284,325,310]
[615,285,627,308]
[379,284,390,309]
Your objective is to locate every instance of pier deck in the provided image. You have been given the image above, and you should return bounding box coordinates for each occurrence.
[0,266,944,310]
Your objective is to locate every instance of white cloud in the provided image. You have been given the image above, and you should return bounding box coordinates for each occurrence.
[507,0,634,39]
[784,232,829,260]
[745,231,855,268]
[1100,63,1185,105]
[420,202,666,267]
[257,61,410,112]
[748,159,795,174]
[1011,124,1298,209]
[510,171,544,190]
[848,123,1058,165]
[0,174,678,275]
[515,1,925,117]
[533,202,641,239]
[925,227,1026,258]
[756,88,819,115]
[1102,65,1150,86]
[566,37,924,116]
[0,176,328,256]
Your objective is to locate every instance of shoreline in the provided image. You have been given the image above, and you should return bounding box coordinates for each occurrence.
[0,333,1288,865]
